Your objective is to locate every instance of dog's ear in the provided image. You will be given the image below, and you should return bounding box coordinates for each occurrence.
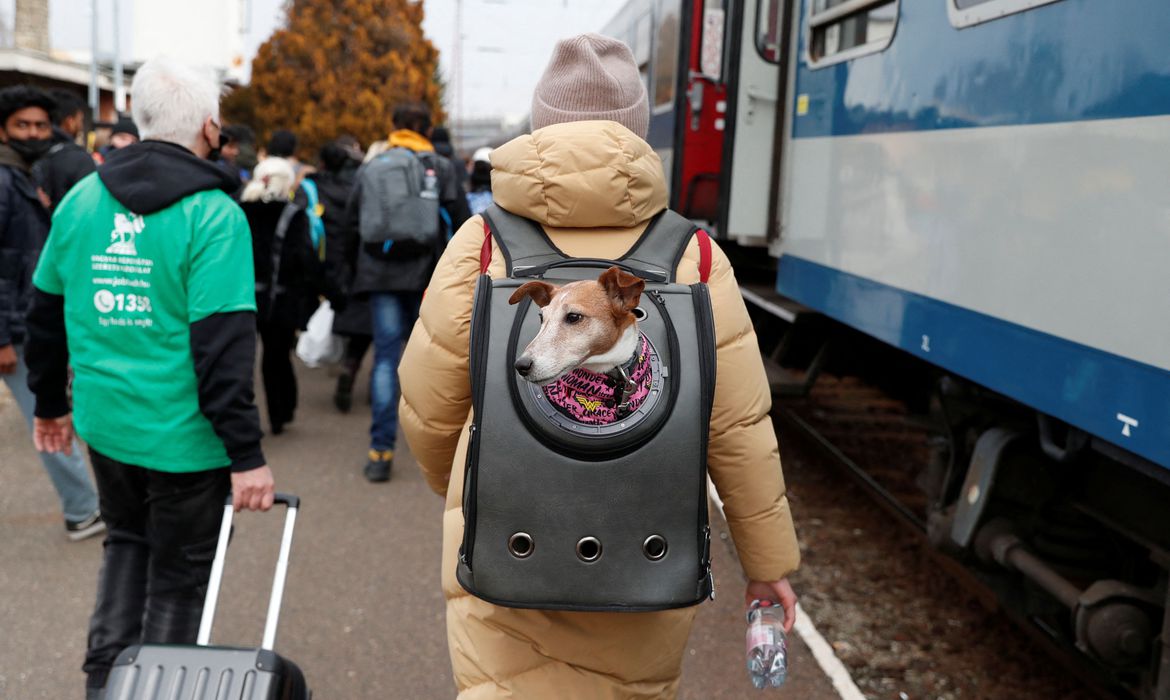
[598,266,645,315]
[508,281,557,308]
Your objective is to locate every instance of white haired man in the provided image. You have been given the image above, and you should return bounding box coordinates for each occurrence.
[23,56,275,698]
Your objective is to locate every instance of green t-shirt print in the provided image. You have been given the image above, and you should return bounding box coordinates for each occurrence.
[34,181,257,472]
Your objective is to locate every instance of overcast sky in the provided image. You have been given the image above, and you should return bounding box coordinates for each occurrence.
[245,0,628,121]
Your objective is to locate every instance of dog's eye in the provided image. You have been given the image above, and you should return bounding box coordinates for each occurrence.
[565,312,583,324]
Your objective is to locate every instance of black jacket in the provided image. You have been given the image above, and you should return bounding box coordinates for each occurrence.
[344,144,470,295]
[309,165,370,336]
[241,200,323,329]
[0,144,51,347]
[32,127,96,213]
[25,140,266,472]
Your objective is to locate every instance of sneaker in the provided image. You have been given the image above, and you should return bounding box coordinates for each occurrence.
[334,372,354,413]
[363,449,393,483]
[66,511,106,542]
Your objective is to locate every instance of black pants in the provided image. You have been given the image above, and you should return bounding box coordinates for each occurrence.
[258,320,298,430]
[344,333,372,377]
[84,449,230,690]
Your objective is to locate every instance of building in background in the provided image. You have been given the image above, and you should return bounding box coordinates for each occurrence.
[0,0,117,120]
[48,0,250,83]
[0,0,250,123]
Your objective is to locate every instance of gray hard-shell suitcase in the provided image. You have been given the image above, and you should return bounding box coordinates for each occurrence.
[102,494,310,700]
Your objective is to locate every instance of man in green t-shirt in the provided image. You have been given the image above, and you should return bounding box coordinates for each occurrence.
[23,57,276,698]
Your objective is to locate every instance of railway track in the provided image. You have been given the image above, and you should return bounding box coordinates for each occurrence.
[773,370,1126,699]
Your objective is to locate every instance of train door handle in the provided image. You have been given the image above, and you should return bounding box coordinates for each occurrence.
[746,88,778,103]
[687,81,705,131]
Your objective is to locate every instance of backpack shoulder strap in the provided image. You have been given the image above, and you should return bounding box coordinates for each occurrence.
[263,203,301,313]
[620,209,700,284]
[480,204,567,276]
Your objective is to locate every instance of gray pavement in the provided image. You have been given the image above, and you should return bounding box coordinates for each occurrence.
[0,358,837,699]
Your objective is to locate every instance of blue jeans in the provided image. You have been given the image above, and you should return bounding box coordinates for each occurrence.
[1,343,98,522]
[369,292,422,452]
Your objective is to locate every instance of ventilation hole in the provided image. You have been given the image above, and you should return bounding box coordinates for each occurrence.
[508,532,534,559]
[576,536,602,562]
[632,307,647,321]
[643,535,668,561]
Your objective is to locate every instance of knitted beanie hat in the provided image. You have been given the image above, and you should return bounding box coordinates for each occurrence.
[531,33,649,138]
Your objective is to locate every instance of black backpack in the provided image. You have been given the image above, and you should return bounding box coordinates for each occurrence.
[457,204,717,612]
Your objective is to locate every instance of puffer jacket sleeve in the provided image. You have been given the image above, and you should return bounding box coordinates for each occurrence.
[398,215,485,496]
[685,238,800,582]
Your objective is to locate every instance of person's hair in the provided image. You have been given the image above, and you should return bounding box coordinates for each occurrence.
[130,57,221,148]
[392,102,432,134]
[431,125,450,144]
[0,85,56,126]
[267,129,297,158]
[240,156,296,203]
[222,124,255,145]
[318,140,351,173]
[48,88,87,126]
[470,160,492,191]
[335,134,360,152]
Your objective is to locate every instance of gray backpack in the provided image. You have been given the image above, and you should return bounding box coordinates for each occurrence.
[357,147,441,245]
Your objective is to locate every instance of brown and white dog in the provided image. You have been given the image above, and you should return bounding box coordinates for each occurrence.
[509,266,646,386]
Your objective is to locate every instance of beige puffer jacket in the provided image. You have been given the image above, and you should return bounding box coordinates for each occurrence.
[398,120,799,699]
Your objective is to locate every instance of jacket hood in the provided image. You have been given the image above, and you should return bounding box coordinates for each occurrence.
[388,129,434,153]
[490,120,667,229]
[98,140,241,215]
[51,126,74,144]
[0,142,30,172]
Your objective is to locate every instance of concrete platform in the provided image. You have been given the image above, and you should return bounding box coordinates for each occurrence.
[0,359,843,699]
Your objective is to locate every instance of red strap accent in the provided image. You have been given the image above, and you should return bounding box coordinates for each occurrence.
[480,219,493,274]
[697,229,712,284]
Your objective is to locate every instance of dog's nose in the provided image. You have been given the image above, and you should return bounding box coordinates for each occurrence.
[514,356,534,377]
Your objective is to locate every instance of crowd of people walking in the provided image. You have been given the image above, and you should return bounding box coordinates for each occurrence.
[1,32,798,700]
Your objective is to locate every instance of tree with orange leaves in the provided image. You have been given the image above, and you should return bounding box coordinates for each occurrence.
[231,0,444,159]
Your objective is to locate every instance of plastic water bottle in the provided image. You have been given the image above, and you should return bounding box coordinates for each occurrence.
[746,599,788,689]
[421,168,439,200]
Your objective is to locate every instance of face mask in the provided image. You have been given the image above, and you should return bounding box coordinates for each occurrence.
[8,137,53,163]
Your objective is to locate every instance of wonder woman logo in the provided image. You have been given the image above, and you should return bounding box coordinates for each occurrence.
[575,395,603,413]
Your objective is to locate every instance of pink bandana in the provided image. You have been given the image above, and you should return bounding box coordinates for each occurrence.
[543,334,653,425]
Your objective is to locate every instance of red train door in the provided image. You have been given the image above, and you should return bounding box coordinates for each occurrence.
[671,0,730,224]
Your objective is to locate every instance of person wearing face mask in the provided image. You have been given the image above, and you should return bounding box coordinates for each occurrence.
[33,88,97,213]
[23,58,276,698]
[0,85,105,543]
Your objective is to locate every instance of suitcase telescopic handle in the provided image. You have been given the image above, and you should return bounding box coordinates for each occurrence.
[196,493,300,650]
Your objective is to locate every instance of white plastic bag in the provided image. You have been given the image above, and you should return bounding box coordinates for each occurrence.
[295,301,344,368]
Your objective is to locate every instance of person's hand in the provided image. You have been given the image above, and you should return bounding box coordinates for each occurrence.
[746,578,797,634]
[231,466,275,512]
[0,344,17,374]
[34,414,74,455]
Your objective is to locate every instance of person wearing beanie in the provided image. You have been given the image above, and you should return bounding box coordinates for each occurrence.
[108,115,139,149]
[531,32,650,137]
[398,32,801,698]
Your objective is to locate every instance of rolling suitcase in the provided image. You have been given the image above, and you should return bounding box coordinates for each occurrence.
[103,494,310,699]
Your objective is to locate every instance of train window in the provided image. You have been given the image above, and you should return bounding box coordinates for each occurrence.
[948,0,1063,28]
[757,0,784,64]
[654,0,681,108]
[634,12,653,91]
[807,0,898,68]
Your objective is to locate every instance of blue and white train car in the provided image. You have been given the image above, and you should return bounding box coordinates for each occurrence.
[761,0,1170,693]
